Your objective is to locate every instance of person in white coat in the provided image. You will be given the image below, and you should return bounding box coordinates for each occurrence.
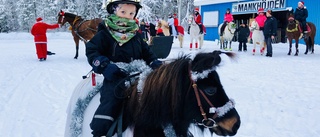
[167,14,177,37]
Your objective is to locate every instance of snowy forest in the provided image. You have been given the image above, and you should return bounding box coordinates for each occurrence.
[0,0,195,32]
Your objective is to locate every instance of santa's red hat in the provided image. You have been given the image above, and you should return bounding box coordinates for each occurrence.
[173,13,177,17]
[258,8,264,13]
[298,1,304,5]
[194,7,199,12]
[36,17,43,22]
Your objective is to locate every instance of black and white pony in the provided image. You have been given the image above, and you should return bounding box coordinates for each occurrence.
[65,51,241,137]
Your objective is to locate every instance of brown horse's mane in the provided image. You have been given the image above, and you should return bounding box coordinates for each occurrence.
[125,55,192,127]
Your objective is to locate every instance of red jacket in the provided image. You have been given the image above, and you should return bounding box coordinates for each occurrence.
[174,18,179,26]
[31,22,59,43]
[255,14,267,28]
[224,13,234,23]
[194,14,202,24]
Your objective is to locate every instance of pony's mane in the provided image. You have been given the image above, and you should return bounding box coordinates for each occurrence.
[59,12,80,19]
[133,54,192,127]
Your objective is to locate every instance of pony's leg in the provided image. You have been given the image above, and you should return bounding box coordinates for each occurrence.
[179,35,183,48]
[195,42,198,49]
[252,41,256,55]
[199,35,203,49]
[229,41,232,51]
[190,38,193,50]
[219,36,223,49]
[74,37,79,59]
[311,37,315,54]
[294,38,299,56]
[304,37,310,55]
[260,41,265,55]
[288,39,292,55]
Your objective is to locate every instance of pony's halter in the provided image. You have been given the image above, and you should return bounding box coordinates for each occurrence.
[227,23,236,34]
[59,11,65,24]
[250,21,259,30]
[287,17,299,32]
[189,68,235,128]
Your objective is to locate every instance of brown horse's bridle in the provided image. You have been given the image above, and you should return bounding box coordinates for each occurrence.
[58,11,65,25]
[287,17,299,33]
[189,66,235,128]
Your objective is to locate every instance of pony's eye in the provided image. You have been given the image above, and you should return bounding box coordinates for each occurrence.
[204,87,217,96]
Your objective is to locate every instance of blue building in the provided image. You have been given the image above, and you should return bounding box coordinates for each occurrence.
[195,0,320,44]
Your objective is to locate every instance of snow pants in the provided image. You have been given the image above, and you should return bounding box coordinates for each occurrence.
[90,76,126,136]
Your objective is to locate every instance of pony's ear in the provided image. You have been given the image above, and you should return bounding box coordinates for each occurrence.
[212,50,236,65]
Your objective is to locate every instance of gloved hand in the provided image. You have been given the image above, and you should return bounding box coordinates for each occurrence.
[103,64,127,81]
[150,60,163,69]
[92,56,110,74]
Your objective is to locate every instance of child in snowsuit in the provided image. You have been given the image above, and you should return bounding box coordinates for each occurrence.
[85,0,162,136]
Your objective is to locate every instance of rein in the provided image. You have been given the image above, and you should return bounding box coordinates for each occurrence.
[227,23,235,35]
[188,65,235,128]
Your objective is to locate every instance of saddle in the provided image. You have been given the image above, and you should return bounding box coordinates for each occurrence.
[298,23,311,33]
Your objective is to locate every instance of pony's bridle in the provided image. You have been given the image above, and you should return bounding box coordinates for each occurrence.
[189,67,235,128]
[58,11,65,25]
[227,23,236,35]
[287,17,299,33]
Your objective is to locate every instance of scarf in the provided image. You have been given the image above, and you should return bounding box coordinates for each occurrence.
[105,14,139,46]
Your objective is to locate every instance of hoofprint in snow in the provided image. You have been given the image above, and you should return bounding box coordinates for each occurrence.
[0,32,320,137]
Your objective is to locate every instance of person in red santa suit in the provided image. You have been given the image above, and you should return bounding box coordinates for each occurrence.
[173,13,179,35]
[31,17,60,61]
[188,7,203,34]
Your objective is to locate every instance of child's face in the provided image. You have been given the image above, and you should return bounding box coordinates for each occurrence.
[115,4,137,19]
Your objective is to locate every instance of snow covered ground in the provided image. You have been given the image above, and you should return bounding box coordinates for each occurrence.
[0,32,320,137]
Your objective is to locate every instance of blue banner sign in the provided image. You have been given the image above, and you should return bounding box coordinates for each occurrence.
[232,0,286,13]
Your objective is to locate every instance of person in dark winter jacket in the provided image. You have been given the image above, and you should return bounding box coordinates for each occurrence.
[236,21,250,51]
[85,0,162,136]
[263,10,278,57]
[294,1,308,37]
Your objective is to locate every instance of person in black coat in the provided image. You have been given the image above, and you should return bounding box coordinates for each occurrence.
[294,1,308,36]
[263,10,278,57]
[85,0,162,136]
[236,21,250,51]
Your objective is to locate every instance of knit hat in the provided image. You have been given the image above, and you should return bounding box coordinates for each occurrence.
[194,7,199,12]
[267,10,272,14]
[36,17,43,22]
[258,8,264,13]
[298,1,304,5]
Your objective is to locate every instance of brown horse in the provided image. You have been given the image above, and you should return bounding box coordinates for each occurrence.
[286,14,316,55]
[57,10,102,59]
